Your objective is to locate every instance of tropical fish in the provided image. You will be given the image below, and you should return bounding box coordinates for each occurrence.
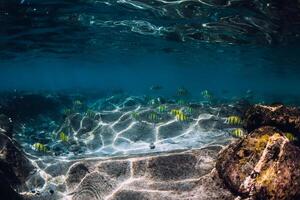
[157,105,167,113]
[62,108,74,116]
[86,109,96,118]
[285,132,298,142]
[74,100,82,106]
[177,99,186,105]
[176,112,188,122]
[171,109,182,116]
[186,107,193,115]
[148,112,160,122]
[33,143,48,152]
[230,128,245,138]
[201,90,213,99]
[226,116,242,125]
[177,87,189,96]
[59,132,69,143]
[150,85,163,91]
[149,98,159,106]
[131,112,140,120]
[149,142,155,149]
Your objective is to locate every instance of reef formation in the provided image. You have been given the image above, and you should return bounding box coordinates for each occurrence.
[1,94,300,200]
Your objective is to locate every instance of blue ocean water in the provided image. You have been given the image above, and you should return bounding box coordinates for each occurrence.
[1,0,300,104]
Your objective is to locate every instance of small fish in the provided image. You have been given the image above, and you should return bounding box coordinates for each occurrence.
[185,107,193,115]
[62,108,73,116]
[149,99,158,106]
[148,112,160,122]
[33,143,48,152]
[176,112,188,122]
[59,132,69,143]
[171,109,182,116]
[285,132,298,142]
[149,142,155,149]
[231,128,245,138]
[177,87,189,96]
[177,99,186,105]
[131,112,140,120]
[86,109,96,118]
[226,116,242,125]
[157,105,167,113]
[150,85,163,91]
[201,90,213,99]
[74,100,82,105]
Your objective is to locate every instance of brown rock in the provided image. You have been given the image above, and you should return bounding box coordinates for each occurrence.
[244,104,300,137]
[216,126,300,200]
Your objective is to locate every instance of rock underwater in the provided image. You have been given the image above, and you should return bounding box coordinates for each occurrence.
[244,104,300,141]
[216,104,300,200]
[0,115,36,200]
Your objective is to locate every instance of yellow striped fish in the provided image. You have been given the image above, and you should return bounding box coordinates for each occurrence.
[201,90,213,99]
[157,105,167,113]
[74,100,82,105]
[177,99,186,105]
[59,132,69,143]
[131,112,139,120]
[33,143,48,152]
[62,108,73,116]
[230,128,245,138]
[148,112,159,122]
[171,109,182,116]
[176,112,188,122]
[186,107,193,115]
[285,132,298,142]
[226,116,242,125]
[177,87,189,96]
[86,109,96,118]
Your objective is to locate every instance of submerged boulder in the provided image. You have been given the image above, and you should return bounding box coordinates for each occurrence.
[0,129,36,200]
[244,104,300,136]
[0,132,35,186]
[216,126,300,200]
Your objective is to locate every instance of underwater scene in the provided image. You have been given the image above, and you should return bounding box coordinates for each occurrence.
[1,0,300,200]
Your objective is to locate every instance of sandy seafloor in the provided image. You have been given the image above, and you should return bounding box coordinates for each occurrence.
[6,92,246,199]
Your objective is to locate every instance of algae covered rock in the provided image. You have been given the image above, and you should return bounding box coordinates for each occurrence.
[244,104,300,136]
[216,126,300,200]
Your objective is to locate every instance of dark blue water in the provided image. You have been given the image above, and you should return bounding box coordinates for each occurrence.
[1,0,300,104]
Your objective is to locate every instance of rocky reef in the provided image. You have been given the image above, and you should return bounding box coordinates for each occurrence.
[1,92,300,200]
